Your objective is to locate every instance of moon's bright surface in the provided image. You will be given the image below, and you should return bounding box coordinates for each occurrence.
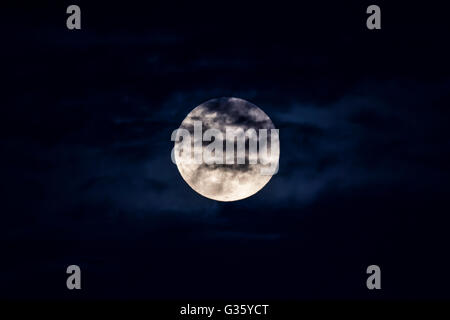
[174,97,279,201]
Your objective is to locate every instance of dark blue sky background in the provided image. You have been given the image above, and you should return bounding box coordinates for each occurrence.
[2,1,450,299]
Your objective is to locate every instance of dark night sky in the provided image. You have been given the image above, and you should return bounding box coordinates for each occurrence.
[2,1,450,299]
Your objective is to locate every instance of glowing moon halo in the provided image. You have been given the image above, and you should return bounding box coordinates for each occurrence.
[173,97,279,202]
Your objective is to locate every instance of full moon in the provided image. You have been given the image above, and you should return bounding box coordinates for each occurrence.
[173,97,279,202]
